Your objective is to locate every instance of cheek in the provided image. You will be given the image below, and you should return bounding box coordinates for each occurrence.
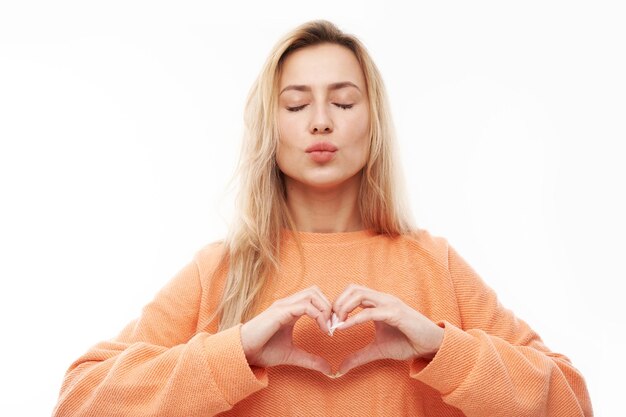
[352,110,371,163]
[274,145,290,177]
[277,115,299,147]
[345,108,370,147]
[275,134,296,174]
[275,138,290,164]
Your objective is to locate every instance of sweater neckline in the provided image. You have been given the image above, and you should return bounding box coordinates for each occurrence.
[280,227,379,245]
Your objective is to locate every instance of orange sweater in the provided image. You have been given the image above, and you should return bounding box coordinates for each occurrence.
[53,229,593,416]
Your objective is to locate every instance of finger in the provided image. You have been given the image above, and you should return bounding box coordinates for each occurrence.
[284,348,333,376]
[334,286,386,322]
[307,293,333,332]
[290,286,333,325]
[333,283,363,308]
[337,343,384,375]
[306,285,333,307]
[277,288,331,330]
[309,285,333,312]
[336,307,389,331]
[285,286,329,307]
[288,300,331,334]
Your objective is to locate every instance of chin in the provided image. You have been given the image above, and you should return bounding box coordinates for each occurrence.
[281,167,363,191]
[305,174,361,190]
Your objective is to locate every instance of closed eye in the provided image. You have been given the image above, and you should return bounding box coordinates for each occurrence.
[286,104,354,112]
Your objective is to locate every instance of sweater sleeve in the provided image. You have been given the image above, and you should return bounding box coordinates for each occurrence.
[52,247,268,417]
[409,244,593,417]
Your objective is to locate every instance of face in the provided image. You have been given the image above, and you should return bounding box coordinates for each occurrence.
[276,43,370,192]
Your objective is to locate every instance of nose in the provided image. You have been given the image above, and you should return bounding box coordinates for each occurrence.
[309,104,333,134]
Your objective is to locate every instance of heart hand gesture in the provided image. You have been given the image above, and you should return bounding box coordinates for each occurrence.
[331,284,444,376]
[239,284,444,378]
[240,286,334,376]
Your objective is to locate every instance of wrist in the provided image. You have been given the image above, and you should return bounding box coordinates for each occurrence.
[240,322,252,359]
[420,324,444,360]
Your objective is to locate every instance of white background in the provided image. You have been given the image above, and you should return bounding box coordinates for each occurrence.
[1,1,624,415]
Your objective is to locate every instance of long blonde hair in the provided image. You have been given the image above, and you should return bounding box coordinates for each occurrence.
[210,19,415,331]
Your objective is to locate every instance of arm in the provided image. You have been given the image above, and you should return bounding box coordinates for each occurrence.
[409,244,593,417]
[52,247,268,417]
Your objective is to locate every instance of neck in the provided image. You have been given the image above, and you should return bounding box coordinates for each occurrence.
[284,174,364,233]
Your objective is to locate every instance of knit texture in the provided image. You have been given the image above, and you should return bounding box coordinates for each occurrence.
[53,228,593,416]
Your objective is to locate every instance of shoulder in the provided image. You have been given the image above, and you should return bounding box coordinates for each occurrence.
[402,227,450,254]
[191,240,229,277]
[394,227,452,270]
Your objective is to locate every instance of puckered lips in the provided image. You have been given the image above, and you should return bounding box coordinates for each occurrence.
[305,141,338,163]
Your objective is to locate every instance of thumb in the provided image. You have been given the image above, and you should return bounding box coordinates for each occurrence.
[283,348,332,376]
[338,343,383,375]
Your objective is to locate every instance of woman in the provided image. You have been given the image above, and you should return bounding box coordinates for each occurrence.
[53,20,593,416]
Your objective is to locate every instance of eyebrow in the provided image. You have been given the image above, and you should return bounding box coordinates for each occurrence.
[279,81,360,96]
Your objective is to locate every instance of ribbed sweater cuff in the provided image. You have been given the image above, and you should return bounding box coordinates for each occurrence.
[408,320,481,395]
[203,323,269,405]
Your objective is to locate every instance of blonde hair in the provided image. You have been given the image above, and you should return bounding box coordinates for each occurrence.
[210,19,415,331]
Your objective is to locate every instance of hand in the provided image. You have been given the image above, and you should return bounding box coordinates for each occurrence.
[240,286,333,376]
[332,284,444,376]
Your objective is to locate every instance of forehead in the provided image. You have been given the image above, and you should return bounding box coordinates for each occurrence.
[278,43,365,90]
